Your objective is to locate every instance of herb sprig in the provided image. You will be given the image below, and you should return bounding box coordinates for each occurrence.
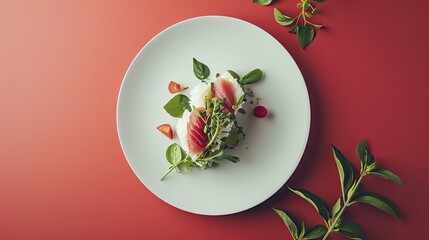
[254,0,327,49]
[274,140,403,240]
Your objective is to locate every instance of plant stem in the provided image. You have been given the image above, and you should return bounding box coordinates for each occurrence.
[321,173,366,240]
[301,0,310,25]
[205,116,221,149]
[160,159,185,181]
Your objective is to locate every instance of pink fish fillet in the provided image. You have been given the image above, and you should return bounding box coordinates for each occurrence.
[187,111,209,155]
[214,79,236,113]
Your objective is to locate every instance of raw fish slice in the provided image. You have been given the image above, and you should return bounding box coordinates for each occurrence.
[214,79,236,113]
[187,112,209,155]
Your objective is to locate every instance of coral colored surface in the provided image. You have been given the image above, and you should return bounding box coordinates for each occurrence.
[1,0,428,239]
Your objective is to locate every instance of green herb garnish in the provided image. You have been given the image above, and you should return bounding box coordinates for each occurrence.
[274,139,403,240]
[241,69,263,85]
[193,58,210,80]
[163,94,191,118]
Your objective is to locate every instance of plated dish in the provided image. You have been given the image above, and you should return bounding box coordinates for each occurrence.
[117,16,310,215]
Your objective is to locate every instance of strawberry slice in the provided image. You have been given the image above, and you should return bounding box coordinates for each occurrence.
[157,124,173,139]
[168,81,187,94]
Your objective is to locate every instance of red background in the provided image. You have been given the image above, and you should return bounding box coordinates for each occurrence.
[1,0,428,239]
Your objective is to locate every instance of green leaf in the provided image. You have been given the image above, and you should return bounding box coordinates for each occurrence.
[236,94,245,106]
[273,208,298,239]
[227,70,241,81]
[299,222,306,239]
[252,0,272,6]
[289,187,330,222]
[369,168,403,186]
[193,58,210,80]
[338,222,367,240]
[163,94,191,118]
[297,25,314,49]
[356,139,368,169]
[331,197,342,219]
[303,225,327,240]
[351,192,400,219]
[218,154,240,163]
[192,105,202,117]
[332,145,355,201]
[366,150,375,166]
[311,23,323,29]
[289,26,299,34]
[274,8,295,26]
[216,73,220,78]
[166,143,182,165]
[304,12,313,18]
[238,108,246,114]
[296,3,303,8]
[241,69,263,85]
[303,1,310,10]
[313,0,327,3]
[225,130,239,146]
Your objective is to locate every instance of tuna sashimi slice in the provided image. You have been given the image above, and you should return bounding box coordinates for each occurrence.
[214,79,236,113]
[187,112,209,155]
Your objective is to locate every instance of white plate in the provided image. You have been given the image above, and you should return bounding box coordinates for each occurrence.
[117,16,310,215]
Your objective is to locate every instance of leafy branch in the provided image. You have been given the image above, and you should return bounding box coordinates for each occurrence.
[253,0,327,49]
[274,139,403,240]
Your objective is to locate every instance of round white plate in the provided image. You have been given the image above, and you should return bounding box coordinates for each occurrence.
[117,16,310,215]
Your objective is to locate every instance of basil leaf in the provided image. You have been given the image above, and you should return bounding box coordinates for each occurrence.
[238,108,246,114]
[369,168,403,186]
[302,225,327,240]
[274,8,294,26]
[166,143,182,166]
[313,0,327,2]
[296,25,314,48]
[356,139,368,169]
[273,208,298,239]
[331,197,342,219]
[351,192,400,220]
[297,25,314,49]
[289,187,330,223]
[289,26,299,34]
[227,70,241,81]
[241,69,263,85]
[163,94,191,118]
[338,222,367,240]
[332,145,354,201]
[193,58,210,80]
[252,0,272,6]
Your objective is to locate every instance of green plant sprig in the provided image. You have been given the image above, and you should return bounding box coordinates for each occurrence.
[254,0,327,49]
[274,139,403,240]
